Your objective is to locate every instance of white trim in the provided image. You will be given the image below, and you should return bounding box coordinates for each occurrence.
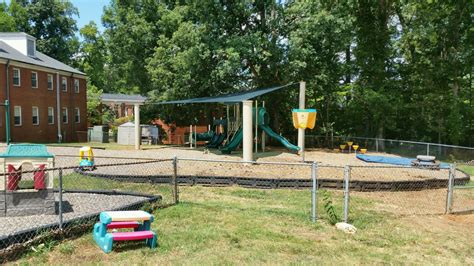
[13,68,20,86]
[0,58,87,79]
[32,106,39,125]
[62,107,68,124]
[13,106,22,126]
[74,107,80,123]
[61,76,67,92]
[48,106,54,124]
[31,71,38,88]
[74,79,79,93]
[47,74,53,90]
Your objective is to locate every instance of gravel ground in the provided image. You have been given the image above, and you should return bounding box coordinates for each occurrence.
[0,192,149,238]
[0,145,465,181]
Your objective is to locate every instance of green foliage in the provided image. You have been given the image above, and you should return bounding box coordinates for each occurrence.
[11,0,79,64]
[321,190,340,225]
[80,0,473,145]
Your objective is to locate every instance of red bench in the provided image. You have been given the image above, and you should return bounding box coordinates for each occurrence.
[106,221,140,229]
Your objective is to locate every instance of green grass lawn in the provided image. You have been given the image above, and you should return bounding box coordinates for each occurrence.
[458,164,474,177]
[10,184,474,265]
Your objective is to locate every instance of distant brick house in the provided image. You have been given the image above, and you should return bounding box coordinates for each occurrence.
[0,32,87,143]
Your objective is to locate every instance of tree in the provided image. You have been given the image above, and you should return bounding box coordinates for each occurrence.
[11,0,79,64]
[79,21,106,89]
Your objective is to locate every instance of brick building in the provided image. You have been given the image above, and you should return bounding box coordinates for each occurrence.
[0,32,87,143]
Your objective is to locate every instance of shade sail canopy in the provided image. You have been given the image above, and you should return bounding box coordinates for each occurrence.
[158,83,295,105]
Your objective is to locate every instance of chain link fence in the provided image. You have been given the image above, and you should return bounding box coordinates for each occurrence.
[0,154,472,262]
[289,135,474,162]
[446,163,474,214]
[0,157,177,262]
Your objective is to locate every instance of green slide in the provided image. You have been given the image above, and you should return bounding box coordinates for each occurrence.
[220,128,243,154]
[260,124,300,153]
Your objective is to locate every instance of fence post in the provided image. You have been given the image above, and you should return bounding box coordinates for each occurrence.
[427,143,430,156]
[172,156,179,204]
[375,139,379,152]
[445,163,455,214]
[58,168,63,230]
[343,165,350,223]
[311,162,318,223]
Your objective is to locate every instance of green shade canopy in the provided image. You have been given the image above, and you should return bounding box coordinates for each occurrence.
[0,144,54,158]
[157,83,295,105]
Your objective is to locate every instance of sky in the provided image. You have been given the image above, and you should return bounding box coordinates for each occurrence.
[72,0,108,33]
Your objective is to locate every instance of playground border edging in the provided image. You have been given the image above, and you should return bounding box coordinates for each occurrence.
[75,169,471,191]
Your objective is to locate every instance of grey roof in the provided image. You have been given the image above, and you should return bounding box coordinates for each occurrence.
[158,83,296,104]
[0,32,36,39]
[0,41,85,75]
[101,93,148,103]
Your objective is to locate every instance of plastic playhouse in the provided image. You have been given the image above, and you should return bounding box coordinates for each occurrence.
[0,144,55,216]
[93,210,157,253]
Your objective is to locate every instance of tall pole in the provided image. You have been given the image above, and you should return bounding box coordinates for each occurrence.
[261,101,266,152]
[134,103,141,150]
[298,81,306,160]
[242,100,253,162]
[255,100,258,154]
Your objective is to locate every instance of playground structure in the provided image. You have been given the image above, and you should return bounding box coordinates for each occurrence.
[0,144,55,216]
[166,82,310,161]
[93,210,157,253]
[220,107,299,154]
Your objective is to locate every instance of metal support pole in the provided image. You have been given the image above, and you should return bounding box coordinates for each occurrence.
[242,100,253,162]
[343,165,350,223]
[58,168,63,230]
[311,162,318,223]
[427,143,430,156]
[134,104,141,150]
[255,100,258,154]
[298,81,306,160]
[446,163,455,214]
[172,156,179,204]
[375,139,379,152]
[261,101,266,152]
[189,125,193,148]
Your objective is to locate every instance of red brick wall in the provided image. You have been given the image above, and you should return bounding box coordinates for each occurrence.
[0,64,87,143]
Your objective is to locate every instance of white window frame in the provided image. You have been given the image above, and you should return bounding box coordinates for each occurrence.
[32,106,39,125]
[48,107,54,124]
[74,107,80,123]
[13,68,20,86]
[14,106,22,126]
[62,77,67,92]
[62,107,68,124]
[31,71,38,88]
[74,79,79,93]
[47,74,53,90]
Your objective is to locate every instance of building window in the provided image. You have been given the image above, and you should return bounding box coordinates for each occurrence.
[74,108,80,123]
[14,106,21,126]
[62,107,68,124]
[48,107,54,124]
[13,68,20,86]
[32,106,39,125]
[47,74,53,90]
[31,72,38,88]
[74,79,79,93]
[62,77,67,92]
